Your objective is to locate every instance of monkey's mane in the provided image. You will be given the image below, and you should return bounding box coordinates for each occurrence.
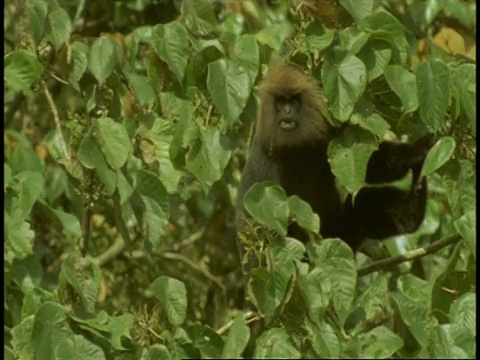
[256,63,330,152]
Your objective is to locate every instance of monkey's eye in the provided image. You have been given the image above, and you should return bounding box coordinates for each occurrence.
[275,95,301,111]
[290,97,301,110]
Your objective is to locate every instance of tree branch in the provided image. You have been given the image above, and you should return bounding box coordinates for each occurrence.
[358,234,462,277]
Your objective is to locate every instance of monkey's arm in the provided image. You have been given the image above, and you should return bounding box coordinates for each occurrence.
[341,135,435,249]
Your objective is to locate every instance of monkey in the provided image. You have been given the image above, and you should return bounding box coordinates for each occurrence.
[236,63,344,246]
[236,63,435,258]
[341,133,436,250]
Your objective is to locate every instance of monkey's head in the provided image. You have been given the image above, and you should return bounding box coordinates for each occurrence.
[256,64,330,152]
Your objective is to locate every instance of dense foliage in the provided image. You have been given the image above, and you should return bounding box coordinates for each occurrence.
[4,0,476,358]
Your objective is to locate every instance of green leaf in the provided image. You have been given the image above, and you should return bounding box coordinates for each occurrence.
[420,136,455,176]
[350,112,390,138]
[340,0,375,22]
[78,134,106,169]
[269,238,306,270]
[54,335,106,360]
[32,302,73,359]
[450,292,476,336]
[354,272,391,327]
[136,170,169,248]
[254,328,300,359]
[4,163,13,188]
[243,182,289,236]
[451,64,476,135]
[89,36,117,84]
[188,323,224,358]
[207,59,253,126]
[188,322,225,360]
[323,52,367,121]
[454,210,476,259]
[127,73,155,106]
[305,22,335,52]
[305,319,340,358]
[141,345,172,360]
[384,65,419,113]
[15,170,44,220]
[256,23,293,51]
[182,0,217,36]
[232,34,259,87]
[36,201,82,237]
[151,22,189,83]
[360,9,409,64]
[357,40,392,82]
[308,240,356,325]
[69,41,89,90]
[288,195,320,233]
[338,28,371,55]
[25,0,48,45]
[159,92,193,162]
[141,196,168,249]
[420,324,473,359]
[143,114,184,193]
[94,117,132,169]
[248,267,291,323]
[457,160,476,215]
[416,59,450,131]
[8,132,43,173]
[297,264,332,321]
[150,276,187,326]
[11,316,35,359]
[356,326,404,358]
[328,135,377,194]
[185,126,232,184]
[78,133,117,195]
[4,50,44,93]
[391,275,434,347]
[110,314,134,350]
[136,170,169,210]
[61,256,101,313]
[47,6,72,51]
[4,210,35,264]
[222,314,250,358]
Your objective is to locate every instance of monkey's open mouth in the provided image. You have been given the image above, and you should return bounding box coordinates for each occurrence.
[279,119,297,130]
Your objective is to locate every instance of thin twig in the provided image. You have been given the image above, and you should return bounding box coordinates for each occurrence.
[216,311,260,335]
[92,227,222,288]
[41,80,70,162]
[358,234,462,277]
[92,236,126,266]
[122,248,224,288]
[205,104,213,125]
[161,251,225,289]
[93,227,205,266]
[172,227,205,251]
[48,71,69,85]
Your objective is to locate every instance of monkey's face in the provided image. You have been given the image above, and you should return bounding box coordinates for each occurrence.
[257,89,330,151]
[275,95,302,131]
[256,64,331,151]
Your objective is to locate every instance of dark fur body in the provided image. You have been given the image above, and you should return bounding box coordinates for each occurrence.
[236,64,343,242]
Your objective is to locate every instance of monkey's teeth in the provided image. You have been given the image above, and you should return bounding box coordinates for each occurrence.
[279,120,297,130]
